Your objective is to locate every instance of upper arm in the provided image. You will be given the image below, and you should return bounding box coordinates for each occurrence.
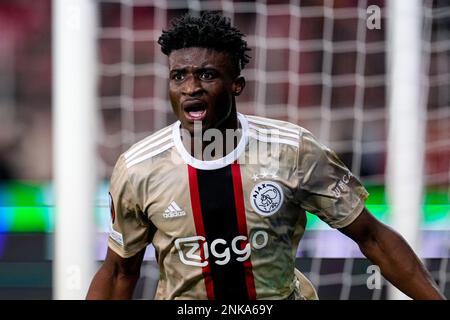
[86,246,146,299]
[102,246,146,277]
[338,206,386,245]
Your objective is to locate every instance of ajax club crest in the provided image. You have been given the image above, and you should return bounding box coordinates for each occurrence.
[250,181,284,216]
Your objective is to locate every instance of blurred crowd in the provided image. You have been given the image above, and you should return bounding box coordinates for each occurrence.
[0,0,447,187]
[0,0,51,180]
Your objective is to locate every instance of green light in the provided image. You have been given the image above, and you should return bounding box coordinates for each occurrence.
[12,207,53,232]
[0,182,449,232]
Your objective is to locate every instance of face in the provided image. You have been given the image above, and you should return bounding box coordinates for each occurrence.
[168,47,245,133]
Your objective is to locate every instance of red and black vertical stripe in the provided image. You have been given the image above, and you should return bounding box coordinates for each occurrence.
[188,162,256,300]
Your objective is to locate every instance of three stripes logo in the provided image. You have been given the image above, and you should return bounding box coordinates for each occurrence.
[163,201,186,218]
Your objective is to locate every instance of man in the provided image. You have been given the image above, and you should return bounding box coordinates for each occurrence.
[87,12,444,300]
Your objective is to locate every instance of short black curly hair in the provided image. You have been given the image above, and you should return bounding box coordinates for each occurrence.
[158,11,251,74]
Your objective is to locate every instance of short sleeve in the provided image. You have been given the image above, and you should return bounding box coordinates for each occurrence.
[108,155,150,258]
[295,130,369,229]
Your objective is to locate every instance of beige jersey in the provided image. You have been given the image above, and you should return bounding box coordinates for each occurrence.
[108,113,369,300]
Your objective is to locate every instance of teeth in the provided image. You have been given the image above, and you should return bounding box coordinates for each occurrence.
[189,111,205,117]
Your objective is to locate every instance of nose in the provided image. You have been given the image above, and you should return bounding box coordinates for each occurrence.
[182,75,203,96]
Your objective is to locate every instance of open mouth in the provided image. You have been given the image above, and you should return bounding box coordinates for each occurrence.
[183,101,207,121]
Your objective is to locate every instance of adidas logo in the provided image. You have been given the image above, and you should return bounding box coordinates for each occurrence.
[163,201,186,218]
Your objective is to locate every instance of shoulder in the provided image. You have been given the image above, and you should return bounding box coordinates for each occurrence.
[110,123,177,192]
[243,114,311,149]
[120,123,177,169]
[241,114,331,160]
[245,114,303,134]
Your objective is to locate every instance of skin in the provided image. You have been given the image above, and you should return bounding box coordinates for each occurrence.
[86,47,445,300]
[168,48,245,158]
[86,247,145,299]
[168,47,245,135]
[340,208,445,300]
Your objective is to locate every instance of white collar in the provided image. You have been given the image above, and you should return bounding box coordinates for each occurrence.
[172,113,249,170]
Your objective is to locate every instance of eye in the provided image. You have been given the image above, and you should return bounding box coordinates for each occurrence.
[171,73,185,81]
[200,71,215,80]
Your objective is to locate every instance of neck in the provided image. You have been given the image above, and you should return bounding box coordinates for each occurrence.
[184,106,242,161]
[216,108,239,134]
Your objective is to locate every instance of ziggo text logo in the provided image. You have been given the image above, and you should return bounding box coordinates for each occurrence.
[174,231,269,267]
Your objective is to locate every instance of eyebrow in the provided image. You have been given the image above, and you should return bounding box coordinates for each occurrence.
[169,68,185,74]
[169,66,218,73]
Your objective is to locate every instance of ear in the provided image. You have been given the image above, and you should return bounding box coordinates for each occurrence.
[232,76,246,96]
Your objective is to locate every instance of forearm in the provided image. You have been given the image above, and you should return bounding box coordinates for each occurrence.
[359,226,444,300]
[86,264,139,300]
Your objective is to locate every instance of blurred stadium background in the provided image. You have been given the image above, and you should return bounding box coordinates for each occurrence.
[0,0,448,299]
